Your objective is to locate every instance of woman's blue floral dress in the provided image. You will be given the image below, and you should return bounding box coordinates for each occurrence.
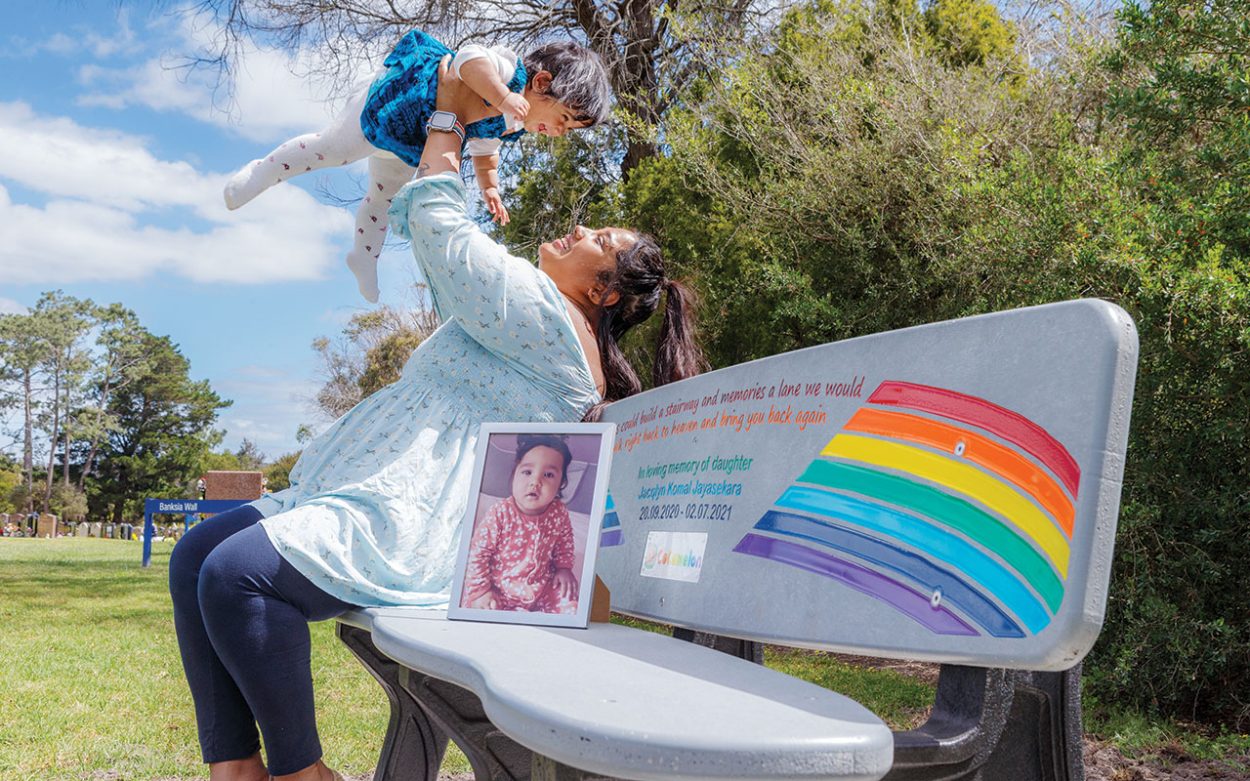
[253,174,599,607]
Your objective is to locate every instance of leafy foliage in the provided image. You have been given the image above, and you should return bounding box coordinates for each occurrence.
[311,304,438,420]
[496,0,1250,726]
[88,332,231,523]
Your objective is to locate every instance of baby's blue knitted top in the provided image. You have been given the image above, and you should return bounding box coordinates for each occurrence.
[254,174,599,607]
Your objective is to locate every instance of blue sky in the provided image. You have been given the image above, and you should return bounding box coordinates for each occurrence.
[0,1,434,459]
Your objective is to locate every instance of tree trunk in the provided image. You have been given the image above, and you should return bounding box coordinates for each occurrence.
[621,136,659,182]
[80,369,115,490]
[22,367,33,513]
[62,384,72,486]
[43,359,61,511]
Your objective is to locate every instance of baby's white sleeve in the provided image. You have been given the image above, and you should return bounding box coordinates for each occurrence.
[466,137,504,158]
[452,44,519,85]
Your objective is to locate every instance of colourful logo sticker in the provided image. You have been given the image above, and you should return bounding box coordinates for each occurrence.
[641,531,708,583]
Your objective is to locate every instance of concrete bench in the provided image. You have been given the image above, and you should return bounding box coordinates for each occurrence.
[337,298,1138,781]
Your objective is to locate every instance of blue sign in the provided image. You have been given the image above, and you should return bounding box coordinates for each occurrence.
[142,498,253,568]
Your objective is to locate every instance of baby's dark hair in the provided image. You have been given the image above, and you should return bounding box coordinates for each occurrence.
[523,42,612,127]
[513,434,574,495]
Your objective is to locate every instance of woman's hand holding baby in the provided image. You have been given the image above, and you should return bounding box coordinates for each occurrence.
[434,56,492,125]
[552,568,579,601]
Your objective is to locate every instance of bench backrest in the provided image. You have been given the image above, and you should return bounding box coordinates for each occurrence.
[597,299,1137,671]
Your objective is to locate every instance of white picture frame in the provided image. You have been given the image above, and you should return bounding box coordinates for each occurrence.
[448,422,616,628]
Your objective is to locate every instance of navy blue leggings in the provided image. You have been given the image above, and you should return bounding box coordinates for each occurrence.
[168,505,355,775]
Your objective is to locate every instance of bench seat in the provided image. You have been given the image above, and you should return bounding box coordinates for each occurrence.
[342,607,894,781]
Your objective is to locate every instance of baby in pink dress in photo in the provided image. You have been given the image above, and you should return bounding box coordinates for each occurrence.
[462,435,580,613]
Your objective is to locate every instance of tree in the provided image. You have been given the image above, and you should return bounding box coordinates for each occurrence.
[923,0,1020,68]
[89,332,231,523]
[0,309,53,512]
[0,455,21,514]
[265,450,302,492]
[635,0,1250,726]
[28,292,95,509]
[1105,0,1250,256]
[1081,0,1250,724]
[234,438,267,470]
[312,303,437,419]
[189,0,773,180]
[77,304,149,491]
[49,482,89,523]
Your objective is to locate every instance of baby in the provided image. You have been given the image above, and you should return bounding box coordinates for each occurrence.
[223,30,612,303]
[462,435,580,613]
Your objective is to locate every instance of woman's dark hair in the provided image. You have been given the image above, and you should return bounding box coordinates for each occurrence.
[513,434,574,495]
[584,233,706,420]
[523,42,612,127]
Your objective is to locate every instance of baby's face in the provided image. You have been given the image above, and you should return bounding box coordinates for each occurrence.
[522,88,590,137]
[511,446,565,515]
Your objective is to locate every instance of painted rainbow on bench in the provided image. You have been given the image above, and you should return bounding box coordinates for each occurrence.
[733,380,1080,639]
[601,492,623,548]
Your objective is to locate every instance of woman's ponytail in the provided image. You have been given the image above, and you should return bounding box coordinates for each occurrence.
[652,279,705,387]
[582,235,706,421]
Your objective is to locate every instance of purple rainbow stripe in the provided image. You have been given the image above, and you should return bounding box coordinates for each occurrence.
[601,528,623,547]
[734,533,978,636]
[868,381,1081,497]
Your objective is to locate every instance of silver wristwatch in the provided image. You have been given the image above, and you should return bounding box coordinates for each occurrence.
[426,110,465,143]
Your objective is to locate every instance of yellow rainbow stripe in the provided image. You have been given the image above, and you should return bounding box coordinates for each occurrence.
[822,434,1070,578]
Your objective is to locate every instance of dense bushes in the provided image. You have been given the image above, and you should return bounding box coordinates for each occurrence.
[499,0,1250,725]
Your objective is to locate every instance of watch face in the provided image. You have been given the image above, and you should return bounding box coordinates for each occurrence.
[428,111,456,131]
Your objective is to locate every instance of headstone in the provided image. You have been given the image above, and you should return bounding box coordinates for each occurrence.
[203,471,264,500]
[75,522,90,537]
[36,513,58,538]
[89,522,103,538]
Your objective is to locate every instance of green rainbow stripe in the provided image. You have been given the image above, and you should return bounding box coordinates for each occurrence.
[823,434,1070,578]
[798,459,1064,612]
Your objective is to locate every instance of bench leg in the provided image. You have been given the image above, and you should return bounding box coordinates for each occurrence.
[885,663,1084,781]
[337,623,534,781]
[337,623,448,781]
[671,627,764,664]
[403,672,534,781]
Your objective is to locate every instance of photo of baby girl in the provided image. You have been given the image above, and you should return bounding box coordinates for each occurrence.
[450,424,614,627]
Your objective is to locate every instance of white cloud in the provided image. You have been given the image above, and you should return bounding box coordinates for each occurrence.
[214,366,323,456]
[76,14,375,144]
[10,11,138,59]
[0,102,352,286]
[0,298,27,315]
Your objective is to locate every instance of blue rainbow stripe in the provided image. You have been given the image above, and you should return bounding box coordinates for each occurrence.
[776,486,1049,633]
[600,493,622,547]
[755,510,1025,637]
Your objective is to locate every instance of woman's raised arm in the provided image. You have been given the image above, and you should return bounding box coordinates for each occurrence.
[415,56,478,179]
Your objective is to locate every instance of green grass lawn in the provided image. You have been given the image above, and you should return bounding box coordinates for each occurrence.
[1,538,940,780]
[6,537,1247,780]
[0,538,400,780]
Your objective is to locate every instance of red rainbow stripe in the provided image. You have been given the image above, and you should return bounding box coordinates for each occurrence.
[868,381,1080,497]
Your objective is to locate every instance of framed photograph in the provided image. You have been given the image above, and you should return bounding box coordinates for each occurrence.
[448,422,616,628]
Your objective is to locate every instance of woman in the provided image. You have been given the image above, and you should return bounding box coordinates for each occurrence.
[169,58,702,781]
